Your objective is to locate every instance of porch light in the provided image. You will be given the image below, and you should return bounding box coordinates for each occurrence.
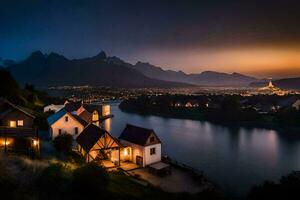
[124,148,128,156]
[3,140,11,145]
[33,139,39,146]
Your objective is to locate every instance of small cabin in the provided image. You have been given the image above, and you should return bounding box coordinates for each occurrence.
[76,124,121,165]
[0,99,39,155]
[119,124,162,167]
[0,100,35,128]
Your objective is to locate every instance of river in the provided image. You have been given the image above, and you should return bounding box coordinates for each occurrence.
[103,104,300,199]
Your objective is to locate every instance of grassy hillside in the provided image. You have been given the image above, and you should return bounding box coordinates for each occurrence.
[0,68,62,130]
[0,68,56,110]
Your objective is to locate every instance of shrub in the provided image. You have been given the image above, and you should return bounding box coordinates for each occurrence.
[248,171,300,200]
[36,163,71,199]
[53,134,73,154]
[0,172,17,199]
[72,163,108,198]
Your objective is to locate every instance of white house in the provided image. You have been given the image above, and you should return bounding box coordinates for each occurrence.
[118,124,162,167]
[47,109,87,139]
[43,104,64,113]
[292,100,300,110]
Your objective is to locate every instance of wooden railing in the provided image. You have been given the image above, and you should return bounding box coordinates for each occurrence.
[162,155,204,177]
[0,126,38,137]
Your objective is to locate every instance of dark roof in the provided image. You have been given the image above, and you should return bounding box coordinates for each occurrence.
[64,101,82,112]
[76,124,107,152]
[119,124,160,146]
[82,104,102,114]
[0,99,36,119]
[71,114,88,127]
[278,96,298,107]
[78,110,92,122]
[47,109,87,127]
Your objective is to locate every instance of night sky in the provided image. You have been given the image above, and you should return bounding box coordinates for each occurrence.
[1,0,300,78]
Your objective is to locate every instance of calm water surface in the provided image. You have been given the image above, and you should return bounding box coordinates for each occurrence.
[104,105,300,199]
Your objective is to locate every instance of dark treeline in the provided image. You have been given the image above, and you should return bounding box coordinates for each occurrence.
[247,171,300,200]
[119,94,300,128]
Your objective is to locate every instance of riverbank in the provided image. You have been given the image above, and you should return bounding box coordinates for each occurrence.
[109,103,300,198]
[119,99,300,132]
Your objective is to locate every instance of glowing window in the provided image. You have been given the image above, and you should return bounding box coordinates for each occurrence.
[92,111,99,121]
[17,120,24,126]
[9,121,16,128]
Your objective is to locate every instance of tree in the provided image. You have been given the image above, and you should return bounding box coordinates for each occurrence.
[0,69,24,105]
[248,171,300,200]
[36,163,71,199]
[53,134,73,154]
[24,84,35,92]
[72,163,108,198]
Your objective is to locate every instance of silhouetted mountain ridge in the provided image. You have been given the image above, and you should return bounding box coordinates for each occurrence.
[8,51,191,88]
[0,57,16,67]
[133,62,258,86]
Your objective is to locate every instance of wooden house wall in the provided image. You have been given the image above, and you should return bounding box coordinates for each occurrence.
[1,109,34,128]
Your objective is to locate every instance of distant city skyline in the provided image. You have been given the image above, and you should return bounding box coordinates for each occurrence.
[1,0,300,78]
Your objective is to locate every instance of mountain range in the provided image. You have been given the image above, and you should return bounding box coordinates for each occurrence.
[133,62,258,86]
[0,58,15,68]
[7,51,191,88]
[6,51,262,88]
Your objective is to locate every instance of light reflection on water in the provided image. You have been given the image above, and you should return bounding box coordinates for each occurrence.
[105,105,300,199]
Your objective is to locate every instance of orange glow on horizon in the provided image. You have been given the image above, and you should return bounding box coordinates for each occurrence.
[140,46,300,78]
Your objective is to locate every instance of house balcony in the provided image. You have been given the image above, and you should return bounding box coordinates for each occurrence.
[0,126,38,138]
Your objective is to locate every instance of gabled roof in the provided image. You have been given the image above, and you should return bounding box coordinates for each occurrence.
[0,98,36,119]
[64,101,82,112]
[47,109,87,127]
[82,104,102,114]
[293,99,300,104]
[78,109,92,122]
[119,124,161,146]
[278,96,298,107]
[47,108,67,125]
[71,114,88,127]
[76,124,108,152]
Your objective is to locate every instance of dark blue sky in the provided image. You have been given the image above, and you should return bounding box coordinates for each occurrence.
[1,0,300,77]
